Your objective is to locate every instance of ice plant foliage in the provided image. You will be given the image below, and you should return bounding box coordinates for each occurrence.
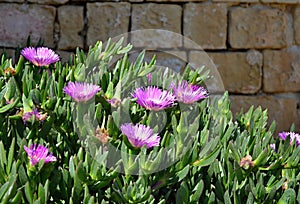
[132,86,175,111]
[278,131,300,146]
[120,123,160,148]
[63,82,101,102]
[21,47,59,66]
[3,38,300,202]
[171,80,208,104]
[24,144,57,166]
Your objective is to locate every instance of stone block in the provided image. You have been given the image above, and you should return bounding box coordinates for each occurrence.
[263,47,300,93]
[132,3,181,33]
[145,0,204,1]
[294,7,300,45]
[73,0,111,1]
[0,4,55,48]
[184,3,227,49]
[87,3,130,46]
[56,50,74,64]
[212,0,257,1]
[58,6,84,50]
[129,29,183,49]
[229,6,290,49]
[261,0,299,3]
[190,51,262,94]
[0,0,23,2]
[28,0,68,4]
[131,3,182,48]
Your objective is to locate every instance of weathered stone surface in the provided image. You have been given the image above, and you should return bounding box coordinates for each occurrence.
[145,0,204,1]
[212,0,257,2]
[28,0,68,4]
[57,0,300,2]
[294,7,300,45]
[261,0,300,3]
[230,95,299,133]
[132,3,181,33]
[263,47,300,93]
[129,29,183,49]
[56,50,74,64]
[58,6,84,50]
[87,3,130,46]
[72,0,111,1]
[229,6,290,49]
[184,3,227,49]
[0,4,55,48]
[190,51,262,94]
[0,0,23,2]
[131,4,182,48]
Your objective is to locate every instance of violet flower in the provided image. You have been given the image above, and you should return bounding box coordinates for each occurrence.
[132,86,175,111]
[120,123,160,149]
[278,132,300,147]
[63,82,101,102]
[24,144,57,166]
[22,109,47,123]
[170,80,208,104]
[21,47,59,66]
[270,143,276,151]
[147,73,152,83]
[22,111,37,123]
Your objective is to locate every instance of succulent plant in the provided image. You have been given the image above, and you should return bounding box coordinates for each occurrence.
[0,38,298,203]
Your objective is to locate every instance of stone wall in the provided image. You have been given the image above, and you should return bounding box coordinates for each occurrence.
[1,0,300,132]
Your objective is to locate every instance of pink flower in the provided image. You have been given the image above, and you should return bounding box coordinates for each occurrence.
[278,132,300,146]
[63,82,101,102]
[170,80,208,104]
[24,144,57,166]
[121,123,160,148]
[21,47,59,66]
[132,86,175,111]
[22,109,47,123]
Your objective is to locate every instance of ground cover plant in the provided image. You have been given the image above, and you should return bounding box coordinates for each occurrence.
[0,38,299,203]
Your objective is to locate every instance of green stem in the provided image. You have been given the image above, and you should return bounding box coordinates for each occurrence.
[76,102,87,138]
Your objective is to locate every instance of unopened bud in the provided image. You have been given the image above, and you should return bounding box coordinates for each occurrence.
[95,126,109,144]
[239,155,254,169]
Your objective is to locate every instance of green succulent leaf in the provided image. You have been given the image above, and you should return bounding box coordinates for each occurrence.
[278,189,296,204]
